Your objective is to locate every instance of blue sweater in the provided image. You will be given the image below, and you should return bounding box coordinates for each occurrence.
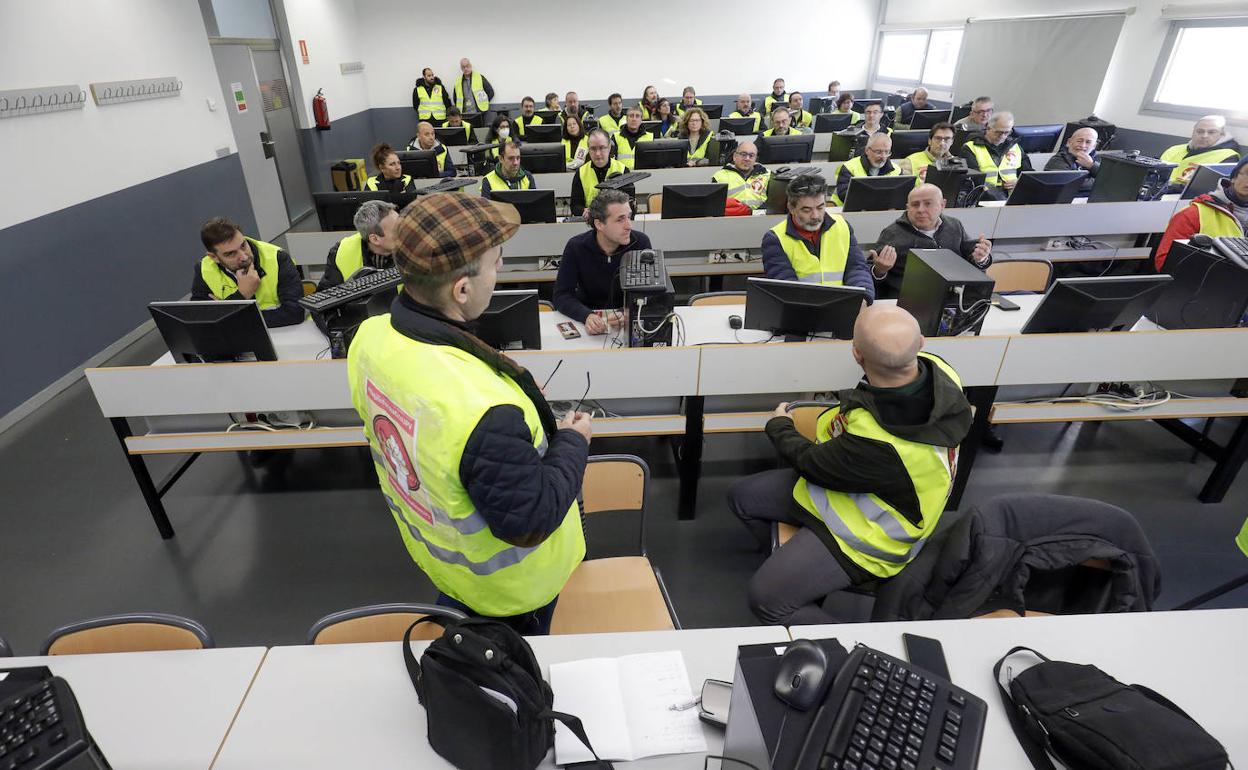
[553,229,653,322]
[760,214,875,301]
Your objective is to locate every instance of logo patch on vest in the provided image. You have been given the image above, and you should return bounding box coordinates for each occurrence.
[1004,147,1021,167]
[367,380,433,524]
[829,413,848,438]
[749,176,767,194]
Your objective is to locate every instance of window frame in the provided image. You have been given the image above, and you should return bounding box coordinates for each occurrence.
[872,27,964,91]
[1141,18,1248,125]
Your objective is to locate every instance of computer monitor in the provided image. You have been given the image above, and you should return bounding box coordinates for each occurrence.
[1012,124,1065,154]
[808,97,831,114]
[700,104,724,119]
[814,113,854,133]
[461,111,486,128]
[1181,163,1237,200]
[950,103,972,124]
[484,188,557,224]
[744,277,867,339]
[661,183,727,219]
[889,130,930,159]
[1005,170,1088,205]
[313,190,389,230]
[757,134,816,164]
[842,175,917,212]
[636,139,689,169]
[639,120,662,137]
[827,131,866,163]
[395,150,440,179]
[856,98,882,112]
[473,290,541,351]
[149,300,277,363]
[908,109,952,130]
[719,117,759,135]
[518,142,565,174]
[434,126,470,147]
[534,109,560,122]
[521,123,562,143]
[1021,275,1174,333]
[950,127,982,155]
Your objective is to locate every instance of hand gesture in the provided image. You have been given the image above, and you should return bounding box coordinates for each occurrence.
[584,313,607,335]
[971,235,991,265]
[1073,151,1095,169]
[560,410,593,442]
[235,261,261,298]
[1002,176,1017,192]
[773,402,791,419]
[870,244,897,274]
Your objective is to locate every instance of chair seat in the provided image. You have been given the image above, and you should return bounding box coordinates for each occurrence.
[777,522,798,546]
[551,557,675,635]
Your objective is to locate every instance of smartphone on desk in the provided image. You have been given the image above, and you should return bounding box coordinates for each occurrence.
[556,321,581,339]
[992,293,1020,311]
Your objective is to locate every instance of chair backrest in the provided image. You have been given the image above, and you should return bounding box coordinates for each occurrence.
[538,299,554,313]
[647,192,662,214]
[41,613,214,655]
[986,259,1052,293]
[302,280,318,297]
[0,634,11,657]
[786,400,839,442]
[307,603,467,645]
[688,291,746,307]
[582,454,649,555]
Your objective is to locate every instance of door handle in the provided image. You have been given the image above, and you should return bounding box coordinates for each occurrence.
[260,131,275,159]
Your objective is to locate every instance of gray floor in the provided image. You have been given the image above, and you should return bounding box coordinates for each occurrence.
[1,329,1246,655]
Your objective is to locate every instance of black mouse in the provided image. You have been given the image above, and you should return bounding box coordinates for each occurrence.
[1189,233,1215,249]
[728,314,743,330]
[773,639,831,710]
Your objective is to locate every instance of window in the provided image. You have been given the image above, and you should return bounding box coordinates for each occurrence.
[874,28,963,89]
[1145,21,1248,121]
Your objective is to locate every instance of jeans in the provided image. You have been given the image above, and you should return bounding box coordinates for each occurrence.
[436,592,559,636]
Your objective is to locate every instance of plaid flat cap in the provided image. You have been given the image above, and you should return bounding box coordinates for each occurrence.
[393,193,520,278]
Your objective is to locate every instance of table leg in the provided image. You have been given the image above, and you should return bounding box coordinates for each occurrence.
[947,385,997,511]
[110,417,176,539]
[1199,416,1248,504]
[677,396,705,520]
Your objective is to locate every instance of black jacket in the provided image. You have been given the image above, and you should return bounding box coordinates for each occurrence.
[553,228,653,322]
[317,237,393,291]
[834,158,899,207]
[388,293,588,547]
[1044,149,1098,193]
[765,354,972,580]
[190,240,304,328]
[411,77,453,116]
[871,493,1162,620]
[872,213,992,299]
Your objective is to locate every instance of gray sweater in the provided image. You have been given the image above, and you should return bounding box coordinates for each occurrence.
[871,213,992,299]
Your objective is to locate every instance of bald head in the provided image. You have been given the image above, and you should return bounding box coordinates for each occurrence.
[853,305,923,384]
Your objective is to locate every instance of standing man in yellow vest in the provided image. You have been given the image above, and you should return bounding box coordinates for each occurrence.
[570,129,630,217]
[412,68,451,122]
[613,106,653,169]
[833,133,901,207]
[317,200,399,291]
[347,195,592,634]
[958,111,1031,200]
[763,78,787,120]
[191,217,303,327]
[1156,156,1248,270]
[729,304,971,624]
[712,141,770,210]
[1160,115,1241,193]
[453,57,494,114]
[902,122,956,183]
[761,174,875,293]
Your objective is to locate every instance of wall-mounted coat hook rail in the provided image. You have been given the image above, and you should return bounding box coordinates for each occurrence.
[0,85,86,119]
[339,61,366,75]
[91,76,182,106]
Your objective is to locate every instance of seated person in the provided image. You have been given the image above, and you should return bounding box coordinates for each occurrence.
[958,111,1031,200]
[485,114,514,160]
[364,143,414,193]
[902,121,956,182]
[191,217,303,327]
[859,103,891,137]
[954,96,993,131]
[833,133,900,207]
[479,140,536,195]
[559,91,590,125]
[317,199,400,291]
[543,92,560,112]
[612,106,654,169]
[440,107,473,143]
[826,80,841,105]
[897,87,930,125]
[405,121,456,178]
[760,107,799,137]
[832,92,861,124]
[570,129,629,217]
[728,93,762,133]
[654,98,678,138]
[1155,156,1248,270]
[638,85,659,120]
[1044,126,1099,192]
[869,183,993,299]
[787,92,814,129]
[728,303,971,624]
[712,141,770,210]
[1160,115,1241,193]
[763,78,787,118]
[597,93,626,134]
[563,113,589,170]
[761,173,875,295]
[676,86,702,116]
[678,107,715,166]
[514,96,542,138]
[553,189,652,334]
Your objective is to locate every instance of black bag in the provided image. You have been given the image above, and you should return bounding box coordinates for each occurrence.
[994,646,1228,770]
[402,616,611,770]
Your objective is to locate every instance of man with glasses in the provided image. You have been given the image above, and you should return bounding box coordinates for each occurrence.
[897,87,930,126]
[959,110,1031,199]
[569,129,630,217]
[761,173,874,293]
[833,133,901,207]
[1159,115,1241,193]
[713,141,770,209]
[954,96,994,132]
[903,122,956,183]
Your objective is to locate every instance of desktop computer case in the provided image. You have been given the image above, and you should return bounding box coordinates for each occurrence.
[898,249,995,337]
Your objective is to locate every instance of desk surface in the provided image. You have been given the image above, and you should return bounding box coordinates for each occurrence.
[2,647,267,770]
[792,609,1248,767]
[211,626,790,769]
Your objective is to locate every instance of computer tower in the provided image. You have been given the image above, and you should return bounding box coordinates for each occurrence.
[897,249,996,337]
[1146,240,1248,329]
[624,278,675,347]
[1086,153,1176,203]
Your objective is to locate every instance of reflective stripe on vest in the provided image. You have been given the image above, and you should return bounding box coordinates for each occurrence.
[1195,200,1246,239]
[453,72,489,111]
[365,174,413,192]
[613,132,653,167]
[965,141,1024,187]
[434,146,448,173]
[1159,144,1242,185]
[199,239,284,309]
[1237,514,1248,559]
[416,84,446,121]
[768,216,850,285]
[833,156,901,206]
[480,169,533,195]
[687,134,712,161]
[712,167,769,206]
[578,159,628,209]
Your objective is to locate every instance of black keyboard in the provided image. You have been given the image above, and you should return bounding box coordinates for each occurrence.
[299,267,402,314]
[1213,237,1248,269]
[595,171,652,190]
[619,249,668,292]
[0,675,104,769]
[794,645,986,770]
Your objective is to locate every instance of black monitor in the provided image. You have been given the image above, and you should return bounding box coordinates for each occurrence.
[1021,275,1174,333]
[827,131,866,162]
[518,143,565,174]
[950,127,982,155]
[434,126,470,147]
[808,97,831,114]
[1005,170,1088,205]
[908,109,952,130]
[700,104,724,118]
[534,109,560,122]
[522,123,562,143]
[814,113,854,133]
[950,103,972,124]
[149,300,277,363]
[719,117,759,135]
[924,165,987,208]
[639,120,662,137]
[485,188,557,224]
[856,98,882,112]
[473,290,541,351]
[890,130,930,159]
[842,175,917,211]
[313,190,389,230]
[1181,163,1237,200]
[744,277,867,339]
[636,139,689,169]
[1012,124,1064,154]
[661,183,727,219]
[461,111,486,128]
[757,134,815,164]
[395,150,441,179]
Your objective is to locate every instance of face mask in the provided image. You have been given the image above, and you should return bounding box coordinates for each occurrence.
[497,128,510,138]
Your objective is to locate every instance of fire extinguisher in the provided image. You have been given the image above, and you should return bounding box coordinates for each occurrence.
[313,88,331,130]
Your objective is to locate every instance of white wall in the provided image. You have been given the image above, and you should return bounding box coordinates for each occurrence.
[211,0,278,37]
[279,0,373,128]
[0,0,237,230]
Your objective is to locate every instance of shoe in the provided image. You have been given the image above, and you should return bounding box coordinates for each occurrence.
[980,425,1004,453]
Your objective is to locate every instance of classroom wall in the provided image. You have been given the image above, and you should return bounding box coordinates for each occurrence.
[279,0,373,129]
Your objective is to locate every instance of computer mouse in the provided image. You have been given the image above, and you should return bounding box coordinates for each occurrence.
[728,314,743,330]
[1189,233,1215,249]
[640,250,655,264]
[773,639,831,710]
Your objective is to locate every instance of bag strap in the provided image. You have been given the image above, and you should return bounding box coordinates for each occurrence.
[539,708,614,770]
[992,646,1057,770]
[401,616,449,703]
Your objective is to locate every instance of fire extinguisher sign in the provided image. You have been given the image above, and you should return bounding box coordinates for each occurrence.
[299,40,309,64]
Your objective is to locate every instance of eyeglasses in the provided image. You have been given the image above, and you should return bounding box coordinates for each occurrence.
[736,151,757,158]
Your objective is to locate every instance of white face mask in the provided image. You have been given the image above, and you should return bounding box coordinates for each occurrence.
[497,128,510,138]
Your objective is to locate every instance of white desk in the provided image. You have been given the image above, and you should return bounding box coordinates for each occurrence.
[791,609,1248,767]
[1,647,266,770]
[211,626,790,769]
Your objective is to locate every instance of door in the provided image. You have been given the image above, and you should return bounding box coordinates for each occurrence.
[251,49,314,224]
[212,44,289,240]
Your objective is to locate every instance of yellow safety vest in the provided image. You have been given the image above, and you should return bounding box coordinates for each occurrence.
[452,72,490,111]
[347,318,585,615]
[638,103,655,120]
[676,98,703,115]
[597,112,624,134]
[480,169,534,195]
[613,131,653,168]
[685,133,713,161]
[835,110,863,125]
[832,156,901,206]
[793,353,963,578]
[768,216,851,284]
[563,136,587,165]
[1237,514,1248,559]
[712,166,770,208]
[791,109,814,129]
[764,93,787,117]
[1159,144,1242,186]
[415,83,446,121]
[578,158,628,209]
[365,174,413,192]
[332,233,367,280]
[906,150,941,186]
[965,140,1025,188]
[515,114,542,138]
[728,111,762,132]
[198,239,285,309]
[761,127,801,138]
[441,121,473,143]
[1195,200,1246,239]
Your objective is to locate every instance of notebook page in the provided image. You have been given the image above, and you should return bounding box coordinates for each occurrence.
[618,651,708,758]
[551,657,634,762]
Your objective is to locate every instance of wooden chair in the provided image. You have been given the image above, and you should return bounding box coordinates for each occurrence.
[647,193,663,215]
[538,300,555,313]
[986,259,1053,293]
[688,291,746,307]
[306,603,467,645]
[551,455,679,634]
[0,634,11,657]
[40,613,213,655]
[770,401,840,553]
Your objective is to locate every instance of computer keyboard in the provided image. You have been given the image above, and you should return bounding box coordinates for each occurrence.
[0,674,104,769]
[1213,237,1248,270]
[595,171,652,190]
[794,645,986,770]
[619,249,669,292]
[299,267,402,314]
